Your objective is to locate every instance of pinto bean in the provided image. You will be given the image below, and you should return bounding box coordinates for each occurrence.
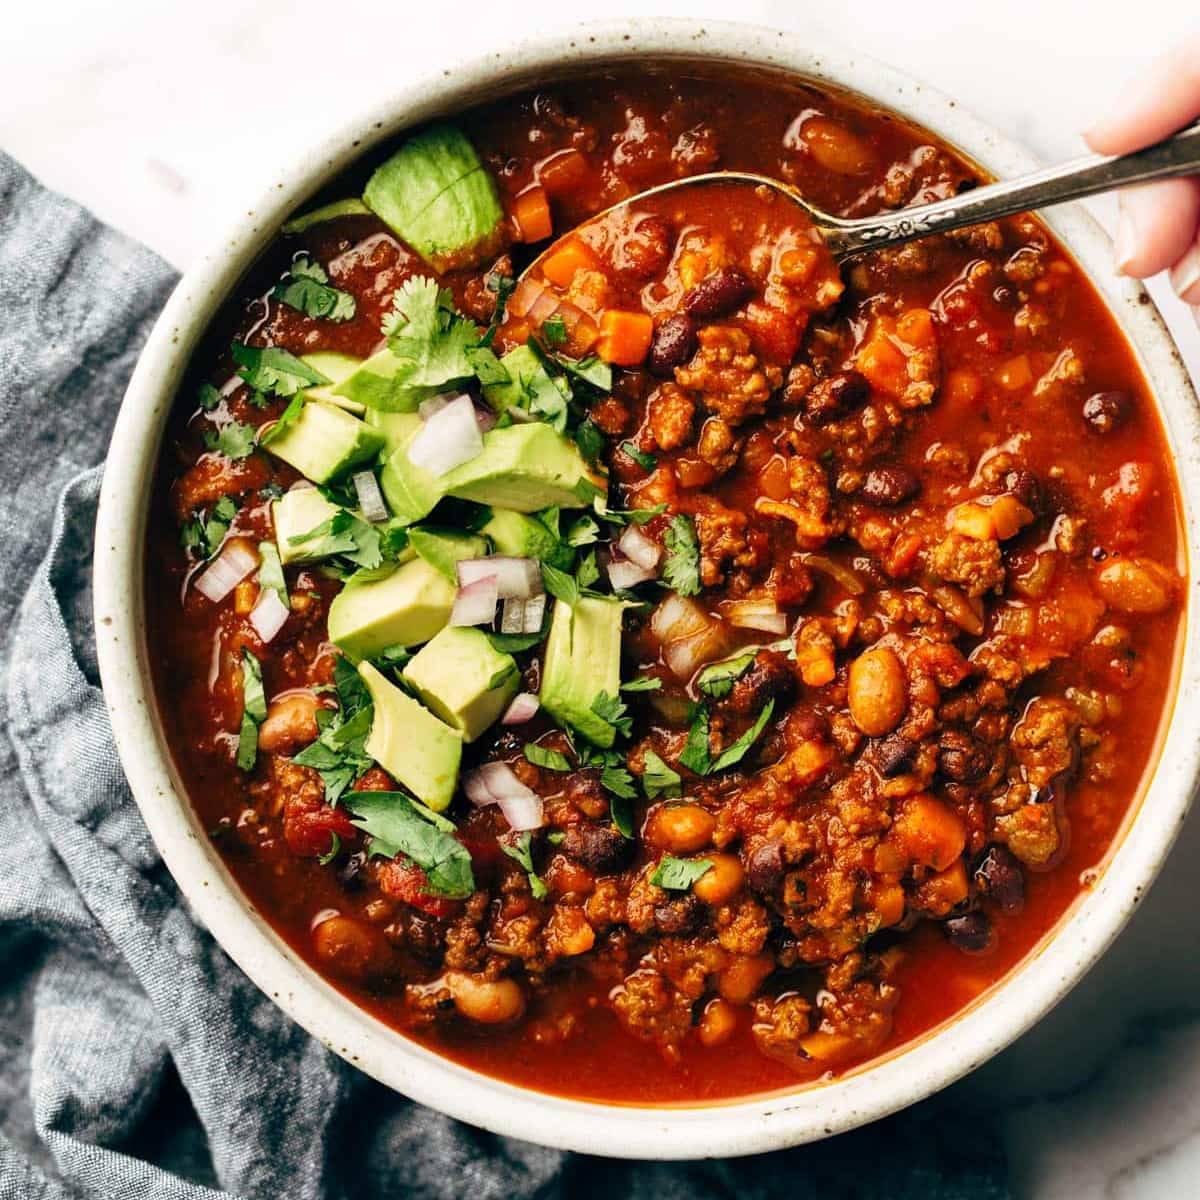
[646,804,716,853]
[943,911,995,954]
[848,646,907,737]
[258,691,321,754]
[446,972,526,1024]
[683,268,755,318]
[312,915,389,980]
[1096,556,1176,614]
[697,997,737,1047]
[1082,391,1132,434]
[692,854,745,905]
[860,465,920,506]
[647,313,698,376]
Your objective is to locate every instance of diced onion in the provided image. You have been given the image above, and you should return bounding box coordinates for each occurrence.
[501,693,540,725]
[527,288,561,325]
[521,594,546,633]
[508,277,549,319]
[727,600,788,635]
[618,524,661,570]
[462,762,545,831]
[650,594,713,644]
[800,553,866,596]
[450,576,499,626]
[663,628,730,681]
[351,470,389,523]
[408,394,483,476]
[499,596,526,634]
[249,588,290,643]
[651,594,732,682]
[194,541,257,603]
[418,392,454,421]
[458,556,542,599]
[607,557,656,590]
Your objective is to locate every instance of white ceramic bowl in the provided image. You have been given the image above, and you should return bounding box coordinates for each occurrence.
[94,17,1200,1159]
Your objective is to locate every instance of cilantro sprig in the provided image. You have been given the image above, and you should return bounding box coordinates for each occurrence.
[291,656,374,803]
[679,701,776,776]
[651,855,713,892]
[662,513,701,596]
[501,832,548,899]
[273,255,356,322]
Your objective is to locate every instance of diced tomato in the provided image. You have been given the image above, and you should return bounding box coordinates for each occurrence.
[540,238,599,288]
[535,148,590,196]
[284,801,357,858]
[353,767,398,792]
[378,860,460,918]
[513,185,553,243]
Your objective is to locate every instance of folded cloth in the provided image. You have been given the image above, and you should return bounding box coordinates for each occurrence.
[0,150,1010,1200]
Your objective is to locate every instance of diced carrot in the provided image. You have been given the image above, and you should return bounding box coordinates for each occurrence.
[540,239,599,289]
[512,186,553,243]
[896,307,935,347]
[884,532,923,578]
[536,148,589,196]
[944,367,982,407]
[855,320,908,396]
[233,580,258,615]
[914,859,969,915]
[596,310,653,366]
[995,354,1033,390]
[743,300,804,364]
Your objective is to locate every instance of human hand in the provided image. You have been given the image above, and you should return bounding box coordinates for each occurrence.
[1085,36,1200,320]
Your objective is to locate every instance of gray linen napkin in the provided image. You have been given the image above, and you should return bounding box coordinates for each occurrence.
[0,150,1009,1200]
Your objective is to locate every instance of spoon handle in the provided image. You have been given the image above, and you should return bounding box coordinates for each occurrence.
[827,122,1200,259]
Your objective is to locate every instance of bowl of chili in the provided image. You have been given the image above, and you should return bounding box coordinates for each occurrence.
[94,18,1200,1157]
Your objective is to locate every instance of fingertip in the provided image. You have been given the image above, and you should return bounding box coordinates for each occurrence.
[1111,180,1200,279]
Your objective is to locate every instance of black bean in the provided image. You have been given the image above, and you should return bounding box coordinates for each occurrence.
[726,650,795,715]
[975,846,1025,914]
[944,911,994,953]
[806,370,870,424]
[647,313,697,376]
[338,851,368,889]
[683,268,755,318]
[654,895,704,934]
[937,729,990,784]
[1083,391,1133,434]
[875,733,917,778]
[745,841,786,894]
[1004,469,1043,514]
[861,465,921,506]
[562,824,632,874]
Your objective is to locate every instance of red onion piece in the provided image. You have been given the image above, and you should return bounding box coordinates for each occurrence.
[521,594,546,633]
[194,541,257,602]
[607,557,656,590]
[351,470,389,523]
[527,288,561,325]
[249,587,290,643]
[408,394,483,476]
[473,401,498,433]
[450,576,499,627]
[464,762,544,830]
[727,601,788,635]
[617,523,661,570]
[458,556,541,599]
[501,692,540,725]
[507,277,547,319]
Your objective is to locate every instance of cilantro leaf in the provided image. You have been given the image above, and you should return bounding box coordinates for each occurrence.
[651,855,713,892]
[500,832,549,899]
[641,750,682,800]
[197,383,222,412]
[600,761,636,800]
[696,652,756,700]
[590,691,632,740]
[679,706,713,775]
[524,743,571,772]
[258,394,305,447]
[597,502,667,528]
[619,441,657,472]
[621,675,662,693]
[571,417,605,465]
[662,513,701,596]
[288,510,381,570]
[564,514,600,547]
[231,342,329,397]
[381,275,477,391]
[236,649,266,772]
[541,314,567,346]
[345,791,475,898]
[236,713,259,773]
[609,792,635,839]
[317,832,342,866]
[464,344,509,385]
[274,255,357,322]
[541,562,579,608]
[555,354,612,392]
[205,421,256,460]
[711,699,776,772]
[575,549,600,590]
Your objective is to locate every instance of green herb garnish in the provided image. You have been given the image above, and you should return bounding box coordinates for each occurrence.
[500,831,549,899]
[662,513,701,596]
[650,855,713,892]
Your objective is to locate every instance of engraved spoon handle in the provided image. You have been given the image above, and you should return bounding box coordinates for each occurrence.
[822,122,1200,259]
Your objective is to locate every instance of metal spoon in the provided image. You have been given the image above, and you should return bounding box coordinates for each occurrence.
[527,121,1200,267]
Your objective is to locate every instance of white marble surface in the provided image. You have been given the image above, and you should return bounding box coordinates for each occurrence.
[3,2,1200,1196]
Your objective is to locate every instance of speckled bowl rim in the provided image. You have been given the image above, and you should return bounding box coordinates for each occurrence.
[94,17,1200,1159]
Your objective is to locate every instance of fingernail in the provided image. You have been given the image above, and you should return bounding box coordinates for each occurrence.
[1169,242,1200,304]
[1115,204,1137,275]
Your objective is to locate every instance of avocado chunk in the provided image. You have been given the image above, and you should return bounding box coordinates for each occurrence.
[363,125,504,271]
[481,344,568,417]
[402,627,518,742]
[379,424,447,526]
[300,352,366,415]
[359,661,462,811]
[407,526,489,581]
[327,535,485,658]
[482,508,572,570]
[263,401,385,484]
[539,596,624,747]
[365,409,422,459]
[272,488,341,565]
[282,197,371,235]
[333,346,441,413]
